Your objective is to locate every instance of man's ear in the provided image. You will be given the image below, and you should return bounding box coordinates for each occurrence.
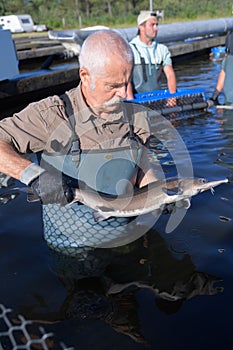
[79,68,90,86]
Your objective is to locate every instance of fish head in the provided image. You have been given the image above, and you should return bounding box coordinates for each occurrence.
[195,177,229,193]
[174,177,229,197]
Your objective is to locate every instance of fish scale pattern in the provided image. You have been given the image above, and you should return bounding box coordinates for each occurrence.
[0,304,74,350]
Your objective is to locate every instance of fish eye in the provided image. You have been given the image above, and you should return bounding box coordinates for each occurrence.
[199,178,207,184]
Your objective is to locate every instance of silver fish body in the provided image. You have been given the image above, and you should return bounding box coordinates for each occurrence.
[71,177,228,222]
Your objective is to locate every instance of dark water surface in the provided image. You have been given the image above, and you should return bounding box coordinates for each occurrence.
[1,55,233,349]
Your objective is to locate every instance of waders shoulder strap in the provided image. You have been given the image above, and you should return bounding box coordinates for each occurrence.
[132,43,148,82]
[61,93,81,167]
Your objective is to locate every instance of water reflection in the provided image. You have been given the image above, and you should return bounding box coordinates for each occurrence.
[15,229,223,346]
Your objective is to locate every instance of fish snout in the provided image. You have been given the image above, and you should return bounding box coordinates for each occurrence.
[196,177,228,193]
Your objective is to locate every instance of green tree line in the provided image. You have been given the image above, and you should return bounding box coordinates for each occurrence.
[0,0,232,29]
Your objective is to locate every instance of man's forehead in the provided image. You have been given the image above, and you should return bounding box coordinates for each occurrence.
[104,60,132,75]
[146,18,158,25]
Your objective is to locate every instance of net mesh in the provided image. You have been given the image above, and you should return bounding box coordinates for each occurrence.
[0,304,74,350]
[132,88,208,115]
[42,202,151,254]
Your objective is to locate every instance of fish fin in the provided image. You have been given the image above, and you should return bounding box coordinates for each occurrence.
[162,203,176,214]
[93,211,111,222]
[135,211,161,227]
[176,198,191,209]
[183,198,191,209]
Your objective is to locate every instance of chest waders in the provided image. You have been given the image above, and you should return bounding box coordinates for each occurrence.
[223,55,233,104]
[40,96,144,255]
[132,44,163,94]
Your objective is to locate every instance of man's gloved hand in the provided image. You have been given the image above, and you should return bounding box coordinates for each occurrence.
[210,88,220,105]
[30,170,74,205]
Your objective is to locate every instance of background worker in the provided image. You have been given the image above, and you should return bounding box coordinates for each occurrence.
[0,30,158,256]
[127,11,177,100]
[211,30,233,105]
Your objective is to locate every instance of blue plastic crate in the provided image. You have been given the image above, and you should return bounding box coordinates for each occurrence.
[131,88,207,104]
[210,46,226,60]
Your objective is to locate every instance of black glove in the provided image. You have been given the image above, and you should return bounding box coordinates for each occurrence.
[30,170,74,205]
[210,88,220,105]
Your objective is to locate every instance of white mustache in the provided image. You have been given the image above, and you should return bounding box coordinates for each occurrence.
[104,97,123,107]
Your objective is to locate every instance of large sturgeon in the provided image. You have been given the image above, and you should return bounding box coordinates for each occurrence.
[71,177,228,222]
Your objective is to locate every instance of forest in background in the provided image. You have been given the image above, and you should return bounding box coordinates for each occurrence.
[0,0,233,29]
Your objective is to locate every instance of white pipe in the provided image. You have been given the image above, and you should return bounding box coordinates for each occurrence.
[48,17,233,53]
[114,18,233,43]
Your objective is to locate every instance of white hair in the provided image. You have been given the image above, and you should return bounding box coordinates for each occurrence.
[79,30,133,79]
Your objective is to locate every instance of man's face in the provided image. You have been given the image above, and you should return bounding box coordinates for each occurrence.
[80,55,133,117]
[141,17,159,40]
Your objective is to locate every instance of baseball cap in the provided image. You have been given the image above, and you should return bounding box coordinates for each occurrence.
[137,11,157,26]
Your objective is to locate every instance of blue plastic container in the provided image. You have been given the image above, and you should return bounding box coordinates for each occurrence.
[210,46,226,60]
[131,88,207,104]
